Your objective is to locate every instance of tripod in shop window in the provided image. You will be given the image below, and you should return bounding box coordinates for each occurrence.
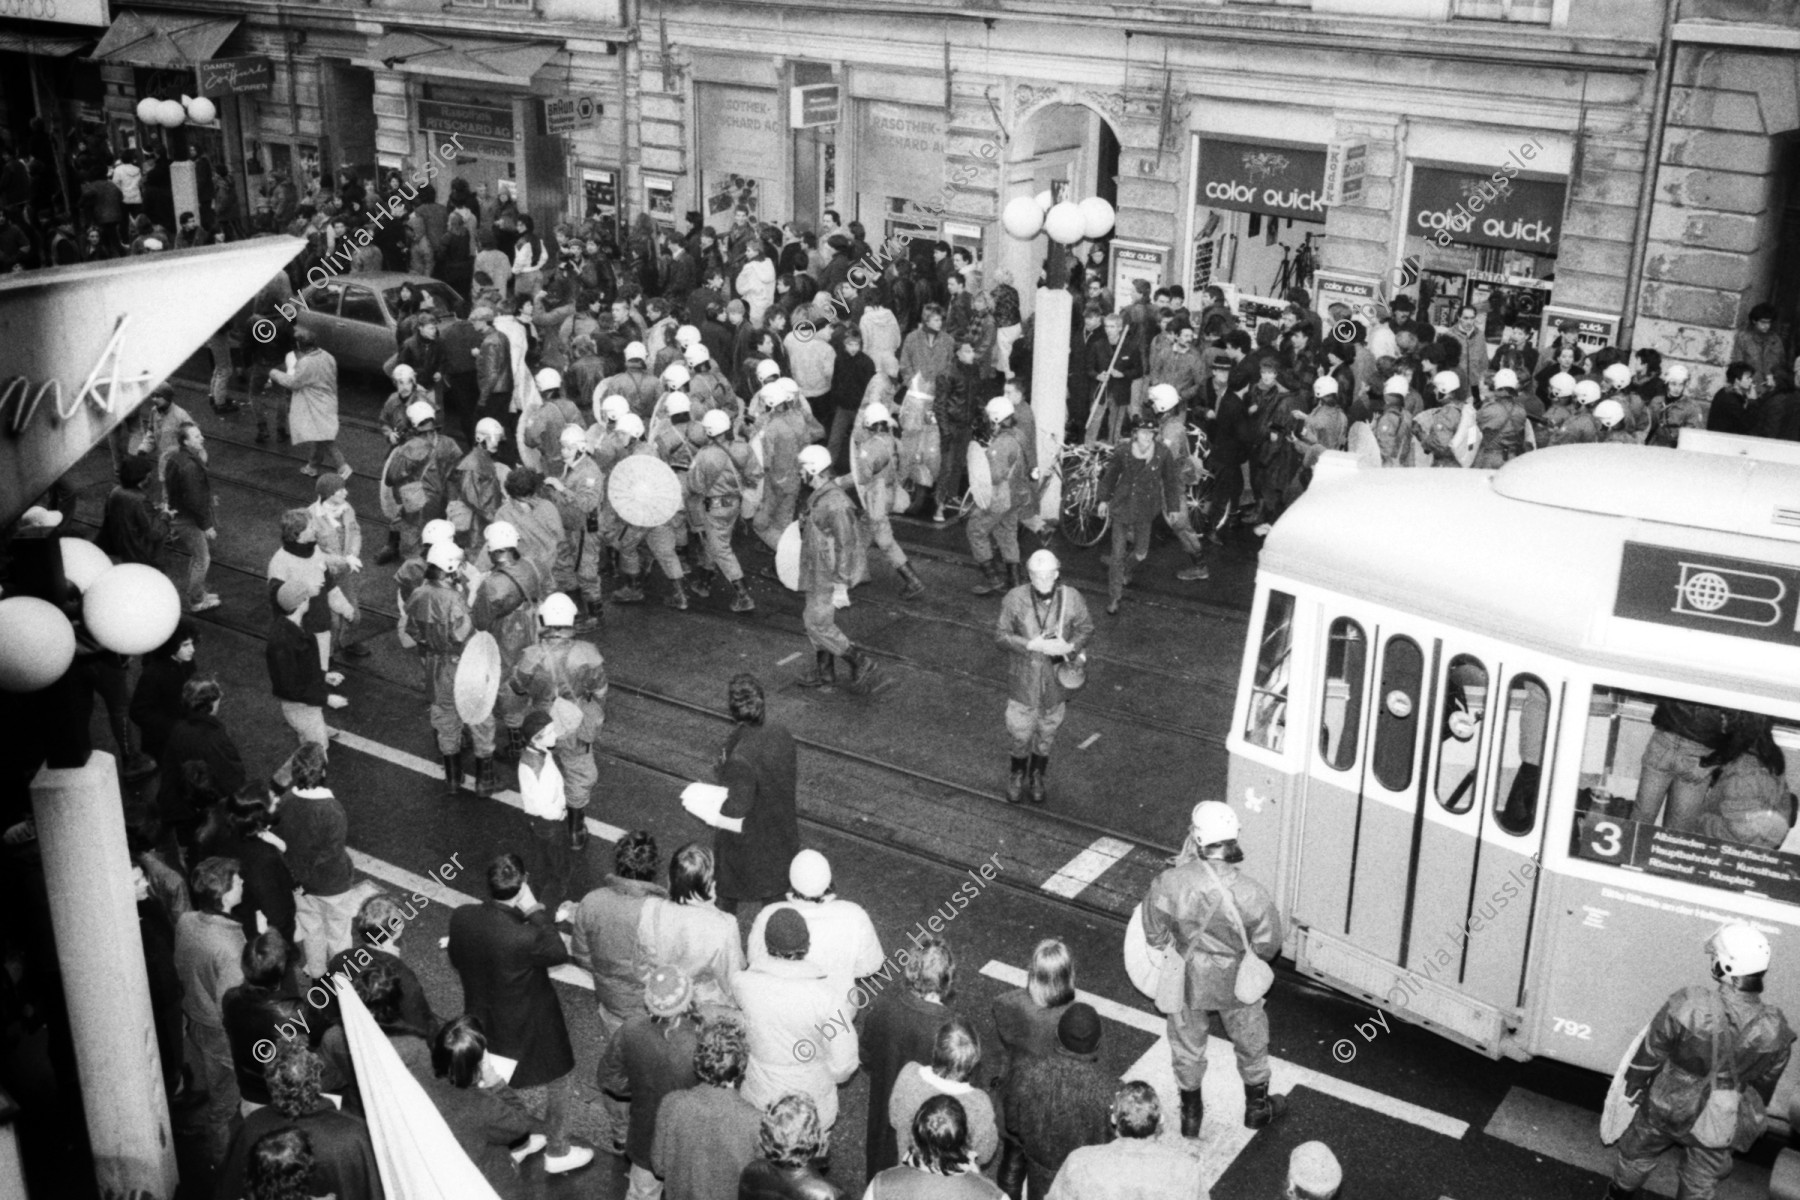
[1271,231,1318,296]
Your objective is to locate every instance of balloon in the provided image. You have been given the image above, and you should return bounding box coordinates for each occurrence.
[135,97,162,126]
[157,99,187,128]
[1002,195,1045,241]
[1044,201,1086,245]
[83,563,180,656]
[1079,196,1116,241]
[0,597,76,693]
[1034,189,1054,212]
[58,539,114,593]
[185,96,218,125]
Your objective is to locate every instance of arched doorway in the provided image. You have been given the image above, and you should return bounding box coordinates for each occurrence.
[999,101,1120,304]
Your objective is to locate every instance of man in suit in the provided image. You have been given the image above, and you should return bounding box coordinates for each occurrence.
[447,852,594,1176]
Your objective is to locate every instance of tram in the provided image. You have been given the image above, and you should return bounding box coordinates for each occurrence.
[1226,435,1800,1105]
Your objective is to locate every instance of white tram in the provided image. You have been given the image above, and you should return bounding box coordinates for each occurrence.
[1228,437,1800,1103]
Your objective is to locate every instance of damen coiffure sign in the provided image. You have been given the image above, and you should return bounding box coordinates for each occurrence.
[1194,137,1327,222]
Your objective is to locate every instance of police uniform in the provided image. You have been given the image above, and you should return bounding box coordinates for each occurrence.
[472,557,547,743]
[968,422,1032,583]
[754,402,825,551]
[596,367,660,423]
[508,630,608,818]
[852,427,910,573]
[1472,392,1530,468]
[405,576,496,762]
[520,396,584,479]
[995,576,1093,762]
[450,443,505,546]
[615,440,689,599]
[555,448,607,611]
[800,476,860,660]
[385,429,464,556]
[687,436,757,586]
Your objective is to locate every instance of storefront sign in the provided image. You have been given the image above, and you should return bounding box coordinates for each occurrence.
[1110,242,1168,300]
[542,96,601,135]
[1313,269,1385,331]
[582,167,617,226]
[790,84,840,130]
[1614,542,1800,650]
[1409,165,1564,254]
[1323,140,1366,206]
[857,101,946,204]
[196,56,272,97]
[1539,304,1619,357]
[3,0,106,28]
[418,100,514,143]
[698,85,782,181]
[1194,137,1326,222]
[644,175,674,226]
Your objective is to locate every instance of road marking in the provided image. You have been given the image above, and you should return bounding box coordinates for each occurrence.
[776,651,803,666]
[348,848,596,992]
[1040,836,1134,898]
[333,729,628,843]
[1078,732,1102,750]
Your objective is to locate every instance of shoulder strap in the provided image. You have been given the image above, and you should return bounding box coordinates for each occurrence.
[1202,859,1253,956]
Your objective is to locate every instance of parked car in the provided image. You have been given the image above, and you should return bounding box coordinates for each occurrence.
[293,272,465,373]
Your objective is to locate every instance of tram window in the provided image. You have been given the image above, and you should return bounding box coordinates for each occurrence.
[1435,655,1489,814]
[1319,619,1367,771]
[1371,636,1423,791]
[1494,675,1550,835]
[1244,590,1295,753]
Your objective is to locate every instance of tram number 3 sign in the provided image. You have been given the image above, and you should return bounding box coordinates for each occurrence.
[1577,810,1800,904]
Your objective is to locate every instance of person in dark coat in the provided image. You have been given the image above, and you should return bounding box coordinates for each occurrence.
[222,930,308,1108]
[97,454,167,565]
[598,966,702,1199]
[133,859,187,1098]
[737,1092,842,1200]
[427,1015,546,1199]
[862,933,962,1177]
[131,618,197,763]
[715,674,799,926]
[990,938,1077,1199]
[654,1019,763,1200]
[1708,363,1758,435]
[157,677,245,850]
[214,1038,383,1200]
[198,785,299,947]
[1003,1003,1114,1200]
[446,852,592,1175]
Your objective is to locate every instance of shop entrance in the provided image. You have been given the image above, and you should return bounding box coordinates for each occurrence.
[1000,102,1121,297]
[441,136,517,220]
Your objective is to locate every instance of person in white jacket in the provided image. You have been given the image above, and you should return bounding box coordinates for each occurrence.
[515,709,576,921]
[734,907,858,1130]
[735,240,777,325]
[747,850,885,1014]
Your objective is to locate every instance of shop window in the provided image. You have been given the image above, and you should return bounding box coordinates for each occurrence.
[339,286,383,326]
[1244,590,1295,753]
[1319,618,1367,771]
[1494,675,1550,835]
[1372,636,1423,792]
[1435,655,1489,813]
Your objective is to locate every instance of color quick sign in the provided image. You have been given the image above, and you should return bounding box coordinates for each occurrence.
[1408,165,1564,254]
[1195,138,1326,221]
[1614,542,1800,649]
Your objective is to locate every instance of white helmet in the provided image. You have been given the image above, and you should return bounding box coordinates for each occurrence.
[664,392,691,416]
[765,379,799,407]
[616,412,646,440]
[797,445,833,476]
[559,424,586,451]
[422,518,457,546]
[1492,368,1520,391]
[406,399,437,427]
[789,849,832,898]
[392,363,417,385]
[535,367,563,393]
[1148,383,1180,413]
[1594,398,1625,428]
[1665,364,1690,386]
[600,395,631,423]
[1313,376,1339,399]
[483,521,519,551]
[1191,800,1240,846]
[1548,372,1577,399]
[1709,922,1772,977]
[623,340,648,363]
[426,541,464,572]
[1602,363,1632,390]
[1432,370,1461,397]
[862,401,893,427]
[755,359,782,382]
[661,362,692,389]
[701,409,732,437]
[538,593,578,627]
[1383,376,1411,398]
[985,395,1015,423]
[683,343,711,367]
[1574,379,1603,406]
[475,416,506,445]
[674,324,701,348]
[1026,548,1059,574]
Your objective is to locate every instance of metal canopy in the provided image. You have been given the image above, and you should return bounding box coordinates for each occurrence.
[365,31,561,86]
[89,10,239,67]
[0,32,93,56]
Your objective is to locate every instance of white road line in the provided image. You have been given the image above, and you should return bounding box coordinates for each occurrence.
[981,961,1165,1035]
[1040,837,1134,898]
[776,651,803,666]
[333,729,628,843]
[1077,732,1102,750]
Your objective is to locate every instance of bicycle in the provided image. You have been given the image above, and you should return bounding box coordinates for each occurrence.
[1055,422,1220,549]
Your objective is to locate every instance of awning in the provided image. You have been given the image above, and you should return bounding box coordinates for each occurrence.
[364,31,560,87]
[90,10,240,67]
[0,32,93,57]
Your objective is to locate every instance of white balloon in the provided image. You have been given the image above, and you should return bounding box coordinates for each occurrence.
[0,597,76,693]
[157,99,187,128]
[83,563,181,656]
[1079,196,1116,241]
[1044,201,1086,245]
[58,539,114,592]
[185,96,218,125]
[1034,189,1054,212]
[135,97,162,126]
[1002,195,1046,241]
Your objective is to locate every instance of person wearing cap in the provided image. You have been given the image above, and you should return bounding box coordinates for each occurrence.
[752,378,825,553]
[734,907,860,1131]
[1472,368,1531,469]
[598,341,663,425]
[795,444,882,690]
[268,575,348,759]
[1414,369,1475,467]
[270,327,349,479]
[662,324,703,376]
[98,453,168,568]
[746,849,884,1011]
[685,343,741,427]
[1540,372,1580,444]
[843,401,927,600]
[450,417,508,549]
[746,357,787,422]
[1143,800,1287,1139]
[598,965,702,1200]
[635,844,748,1014]
[543,424,606,629]
[162,420,223,612]
[508,593,608,850]
[1373,376,1419,468]
[652,1020,764,1200]
[1649,365,1705,448]
[996,549,1093,806]
[1286,1141,1341,1200]
[965,393,1032,596]
[308,475,368,661]
[1607,923,1795,1200]
[491,467,568,606]
[385,398,465,560]
[1044,1080,1207,1200]
[1601,359,1646,443]
[1595,397,1635,445]
[131,383,194,511]
[1003,1002,1113,1200]
[379,363,431,449]
[406,540,497,797]
[1096,412,1194,616]
[686,407,759,613]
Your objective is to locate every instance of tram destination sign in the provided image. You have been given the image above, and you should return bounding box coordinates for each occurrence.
[1614,542,1800,650]
[1576,812,1800,903]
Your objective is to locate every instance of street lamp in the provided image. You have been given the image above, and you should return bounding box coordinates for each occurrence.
[1001,190,1115,520]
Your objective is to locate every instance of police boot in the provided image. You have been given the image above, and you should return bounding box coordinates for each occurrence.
[663,574,689,610]
[1004,756,1028,805]
[441,752,463,797]
[970,558,1006,596]
[1179,1089,1204,1138]
[686,567,713,599]
[611,575,646,604]
[566,808,589,852]
[797,650,837,689]
[1026,754,1049,806]
[496,724,521,764]
[573,595,600,633]
[844,646,881,690]
[1004,560,1023,590]
[729,578,756,613]
[375,530,402,566]
[896,563,926,600]
[474,756,497,798]
[1243,1082,1289,1130]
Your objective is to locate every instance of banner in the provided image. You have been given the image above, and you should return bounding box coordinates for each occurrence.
[1408,165,1564,254]
[857,101,946,202]
[1194,137,1327,221]
[697,85,782,181]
